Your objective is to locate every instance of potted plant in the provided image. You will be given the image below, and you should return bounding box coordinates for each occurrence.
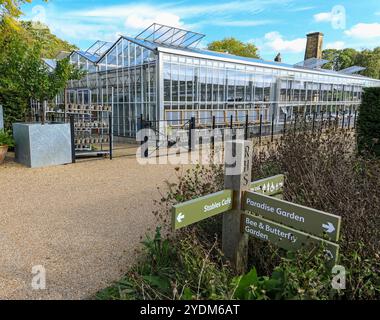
[0,129,15,164]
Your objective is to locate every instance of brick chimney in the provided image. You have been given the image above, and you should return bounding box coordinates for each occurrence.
[304,32,324,60]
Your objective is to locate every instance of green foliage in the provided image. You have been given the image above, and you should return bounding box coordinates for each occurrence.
[207,37,260,59]
[357,87,380,156]
[252,125,380,299]
[21,21,77,58]
[340,243,380,299]
[0,129,14,146]
[322,47,380,79]
[98,129,380,300]
[96,227,232,300]
[0,22,83,129]
[0,0,31,29]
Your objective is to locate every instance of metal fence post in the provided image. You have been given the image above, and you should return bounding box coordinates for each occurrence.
[109,113,113,160]
[320,111,324,129]
[259,114,263,144]
[70,115,76,164]
[348,109,352,130]
[283,113,287,136]
[244,114,249,140]
[353,110,357,129]
[312,111,316,133]
[271,112,275,142]
[341,111,345,130]
[189,116,195,152]
[328,111,332,128]
[212,115,216,151]
[140,114,148,158]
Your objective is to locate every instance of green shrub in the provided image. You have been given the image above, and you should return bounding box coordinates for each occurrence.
[0,129,14,147]
[98,128,380,300]
[96,227,233,300]
[357,87,380,157]
[250,126,380,299]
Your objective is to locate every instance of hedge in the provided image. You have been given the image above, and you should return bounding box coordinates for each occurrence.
[357,87,380,157]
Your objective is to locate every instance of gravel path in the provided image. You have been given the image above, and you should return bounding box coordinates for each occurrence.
[0,154,181,300]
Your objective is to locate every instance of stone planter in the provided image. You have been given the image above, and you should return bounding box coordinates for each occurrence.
[13,123,72,168]
[0,145,8,164]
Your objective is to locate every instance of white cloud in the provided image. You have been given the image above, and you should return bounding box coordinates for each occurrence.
[22,0,291,48]
[345,23,380,39]
[313,12,333,23]
[71,0,290,33]
[124,12,183,30]
[211,20,276,27]
[261,31,306,53]
[325,41,345,50]
[289,6,316,12]
[79,1,289,19]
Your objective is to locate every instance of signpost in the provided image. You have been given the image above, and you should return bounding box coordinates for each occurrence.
[242,214,339,262]
[250,174,284,196]
[172,189,233,230]
[242,191,341,242]
[222,140,253,273]
[170,145,342,268]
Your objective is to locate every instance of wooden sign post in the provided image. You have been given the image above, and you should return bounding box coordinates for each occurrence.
[222,140,253,273]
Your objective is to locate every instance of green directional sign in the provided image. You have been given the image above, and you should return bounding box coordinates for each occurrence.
[242,191,341,242]
[251,174,284,196]
[172,190,233,230]
[242,214,339,262]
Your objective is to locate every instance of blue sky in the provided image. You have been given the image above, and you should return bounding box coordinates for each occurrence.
[21,0,380,64]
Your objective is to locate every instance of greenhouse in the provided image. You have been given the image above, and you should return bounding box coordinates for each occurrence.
[60,23,380,138]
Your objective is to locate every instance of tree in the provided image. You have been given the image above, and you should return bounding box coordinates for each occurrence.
[355,48,380,80]
[0,24,83,128]
[207,37,260,59]
[1,0,30,28]
[21,21,77,58]
[322,47,380,80]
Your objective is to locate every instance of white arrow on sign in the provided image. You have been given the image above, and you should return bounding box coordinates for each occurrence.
[177,212,185,223]
[322,222,335,233]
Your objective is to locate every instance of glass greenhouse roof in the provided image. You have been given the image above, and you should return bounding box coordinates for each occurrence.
[114,35,378,82]
[135,23,205,49]
[340,66,366,74]
[68,25,379,84]
[85,40,113,57]
[76,50,99,63]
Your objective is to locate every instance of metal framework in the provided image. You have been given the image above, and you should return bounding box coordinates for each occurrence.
[85,40,113,57]
[340,66,366,74]
[294,58,329,69]
[135,23,205,49]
